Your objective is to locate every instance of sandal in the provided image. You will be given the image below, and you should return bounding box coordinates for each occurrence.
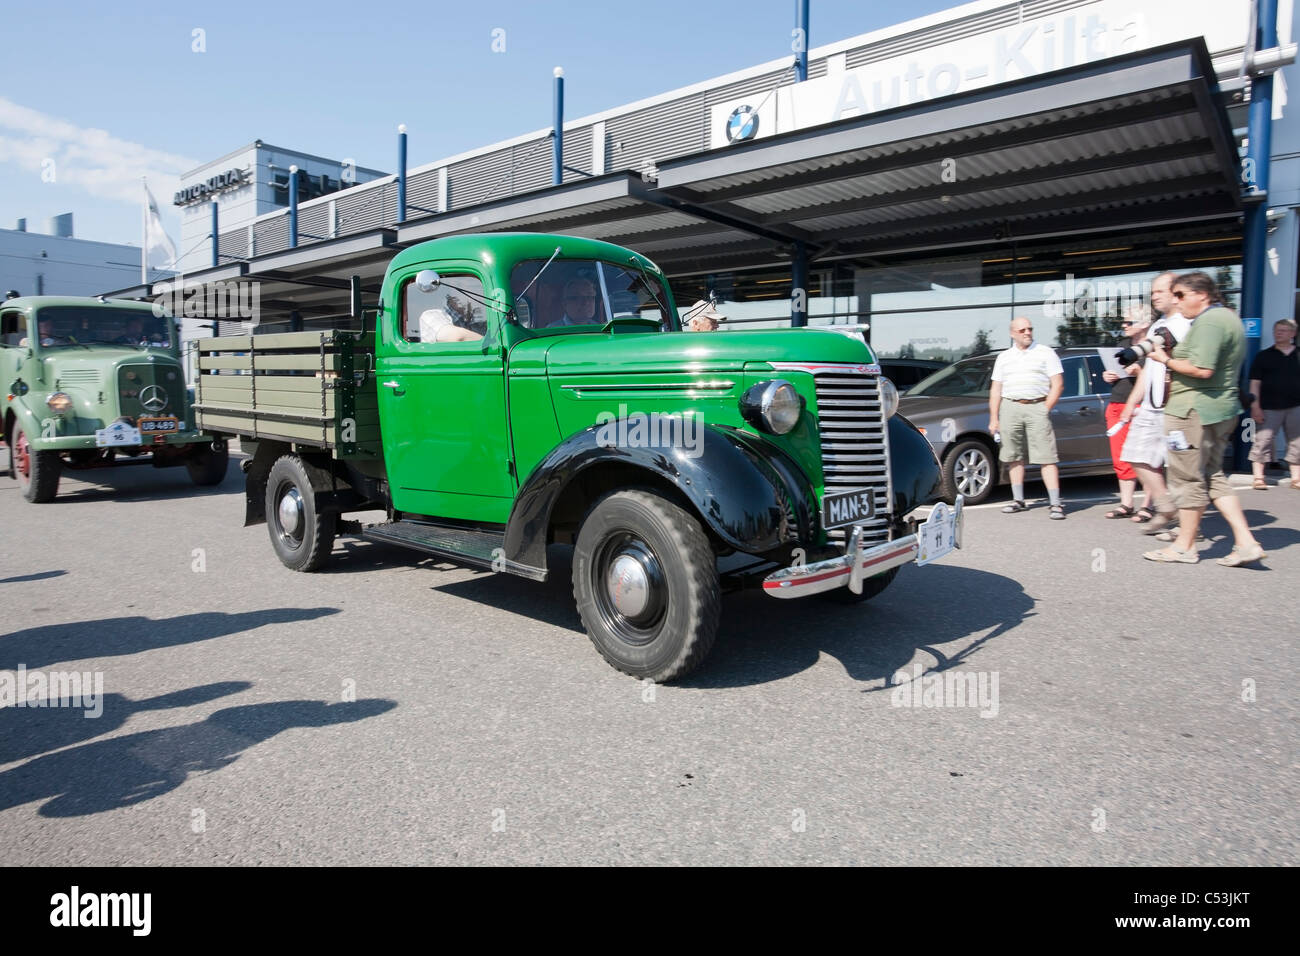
[1002,500,1029,513]
[1129,508,1155,523]
[1049,504,1066,520]
[1216,544,1267,567]
[1141,510,1178,535]
[1105,505,1137,519]
[1290,479,1300,490]
[1252,478,1268,490]
[1143,546,1198,564]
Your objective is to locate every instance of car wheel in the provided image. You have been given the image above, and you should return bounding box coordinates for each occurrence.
[940,439,995,505]
[186,441,229,486]
[573,489,719,683]
[265,455,336,571]
[12,424,61,503]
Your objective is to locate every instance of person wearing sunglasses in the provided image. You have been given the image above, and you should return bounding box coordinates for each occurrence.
[988,316,1066,518]
[550,277,602,327]
[1101,304,1149,519]
[1143,271,1266,566]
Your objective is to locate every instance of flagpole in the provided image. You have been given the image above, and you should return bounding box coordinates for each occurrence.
[141,177,148,284]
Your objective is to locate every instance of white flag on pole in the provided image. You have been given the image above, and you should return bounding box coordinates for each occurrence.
[144,183,178,271]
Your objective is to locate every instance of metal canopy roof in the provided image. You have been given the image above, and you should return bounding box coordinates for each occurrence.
[103,38,1240,320]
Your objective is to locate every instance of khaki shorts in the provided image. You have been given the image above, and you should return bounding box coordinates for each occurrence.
[999,399,1059,465]
[1165,408,1237,510]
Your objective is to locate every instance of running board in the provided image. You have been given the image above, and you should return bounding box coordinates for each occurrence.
[360,519,546,581]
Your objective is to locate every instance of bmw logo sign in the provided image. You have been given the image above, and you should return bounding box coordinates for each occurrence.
[725,106,759,143]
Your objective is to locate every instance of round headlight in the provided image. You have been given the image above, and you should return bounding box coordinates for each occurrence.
[879,376,899,419]
[46,391,73,414]
[741,380,804,435]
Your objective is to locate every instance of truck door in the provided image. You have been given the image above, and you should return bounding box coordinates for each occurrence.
[376,267,515,523]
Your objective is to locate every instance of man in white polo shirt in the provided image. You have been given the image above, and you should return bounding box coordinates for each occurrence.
[988,316,1066,518]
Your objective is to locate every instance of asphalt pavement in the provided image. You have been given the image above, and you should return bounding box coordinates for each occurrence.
[1,452,1296,865]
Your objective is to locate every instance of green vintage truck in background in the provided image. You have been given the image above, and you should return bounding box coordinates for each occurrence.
[196,233,963,681]
[2,296,229,502]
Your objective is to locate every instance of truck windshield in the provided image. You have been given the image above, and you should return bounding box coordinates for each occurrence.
[510,259,674,332]
[33,307,173,349]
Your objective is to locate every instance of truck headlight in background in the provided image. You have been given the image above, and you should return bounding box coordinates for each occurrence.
[879,376,899,419]
[741,380,804,435]
[46,392,73,414]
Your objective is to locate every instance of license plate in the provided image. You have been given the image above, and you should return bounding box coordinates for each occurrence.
[138,417,180,434]
[916,501,958,566]
[95,422,141,447]
[822,488,875,529]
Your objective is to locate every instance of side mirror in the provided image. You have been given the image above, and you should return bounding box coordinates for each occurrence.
[415,270,441,294]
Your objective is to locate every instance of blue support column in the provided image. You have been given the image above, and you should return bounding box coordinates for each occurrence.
[791,241,808,327]
[552,67,565,186]
[288,164,299,249]
[397,124,408,223]
[210,201,219,268]
[794,0,809,81]
[1239,0,1278,469]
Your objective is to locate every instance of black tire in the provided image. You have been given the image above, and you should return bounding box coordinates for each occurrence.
[573,489,719,683]
[12,424,61,503]
[186,442,229,486]
[265,455,336,571]
[818,565,900,604]
[940,438,996,505]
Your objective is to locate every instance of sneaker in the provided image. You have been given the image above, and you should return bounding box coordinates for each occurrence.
[1049,504,1066,520]
[1002,500,1029,513]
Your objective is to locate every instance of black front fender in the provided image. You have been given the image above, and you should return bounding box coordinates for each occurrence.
[504,423,815,571]
[889,414,942,514]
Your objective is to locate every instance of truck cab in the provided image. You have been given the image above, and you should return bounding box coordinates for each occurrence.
[198,233,963,682]
[1,296,228,502]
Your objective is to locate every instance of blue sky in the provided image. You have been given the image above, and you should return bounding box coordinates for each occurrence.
[0,0,960,248]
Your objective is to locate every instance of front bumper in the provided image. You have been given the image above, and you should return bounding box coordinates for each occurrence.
[762,497,964,598]
[30,430,210,452]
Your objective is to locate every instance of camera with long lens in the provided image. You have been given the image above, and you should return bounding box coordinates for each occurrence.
[1117,326,1176,366]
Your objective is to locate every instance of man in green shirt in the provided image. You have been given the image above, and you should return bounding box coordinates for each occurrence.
[1144,271,1266,566]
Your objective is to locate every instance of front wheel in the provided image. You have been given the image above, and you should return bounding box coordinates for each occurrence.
[186,442,229,486]
[265,455,336,571]
[573,489,719,683]
[12,424,61,503]
[940,439,996,505]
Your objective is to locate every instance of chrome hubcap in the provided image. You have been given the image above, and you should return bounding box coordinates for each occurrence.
[955,450,990,496]
[278,487,304,537]
[606,552,652,618]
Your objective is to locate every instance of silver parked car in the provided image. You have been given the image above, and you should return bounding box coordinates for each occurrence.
[898,347,1117,505]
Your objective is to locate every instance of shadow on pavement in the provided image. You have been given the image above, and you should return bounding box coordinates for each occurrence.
[0,570,66,585]
[681,563,1032,689]
[0,681,251,765]
[0,697,396,817]
[0,608,341,671]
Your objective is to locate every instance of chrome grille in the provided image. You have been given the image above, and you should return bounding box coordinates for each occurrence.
[807,367,892,548]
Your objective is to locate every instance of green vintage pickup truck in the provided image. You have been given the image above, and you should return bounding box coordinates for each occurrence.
[2,296,228,502]
[196,233,963,681]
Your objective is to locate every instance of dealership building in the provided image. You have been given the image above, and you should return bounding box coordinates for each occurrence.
[109,0,1296,364]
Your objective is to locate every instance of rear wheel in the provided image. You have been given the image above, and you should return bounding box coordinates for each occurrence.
[573,489,719,682]
[12,424,61,503]
[186,441,229,486]
[940,439,996,505]
[265,455,336,571]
